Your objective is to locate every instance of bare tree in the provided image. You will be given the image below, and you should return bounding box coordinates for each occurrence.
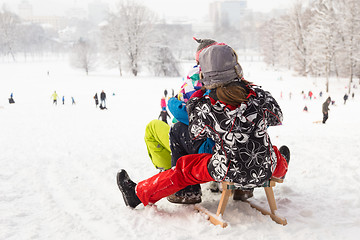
[70,38,97,75]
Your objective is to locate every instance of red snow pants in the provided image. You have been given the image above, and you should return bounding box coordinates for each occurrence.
[136,153,214,206]
[136,147,288,206]
[271,146,288,178]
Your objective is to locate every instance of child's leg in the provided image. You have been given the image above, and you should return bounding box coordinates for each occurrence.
[169,122,204,166]
[169,121,205,200]
[136,153,214,206]
[144,120,172,170]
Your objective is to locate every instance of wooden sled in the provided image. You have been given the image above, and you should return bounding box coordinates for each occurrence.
[313,120,322,124]
[195,178,287,228]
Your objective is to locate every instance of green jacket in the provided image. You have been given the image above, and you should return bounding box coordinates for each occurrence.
[52,92,58,100]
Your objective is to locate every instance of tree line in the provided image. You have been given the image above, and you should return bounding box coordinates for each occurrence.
[0,1,260,77]
[260,0,360,93]
[5,0,358,88]
[0,9,59,61]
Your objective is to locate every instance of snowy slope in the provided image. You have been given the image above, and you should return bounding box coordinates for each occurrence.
[1,59,359,240]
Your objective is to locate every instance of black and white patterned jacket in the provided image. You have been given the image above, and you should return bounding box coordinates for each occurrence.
[187,83,283,189]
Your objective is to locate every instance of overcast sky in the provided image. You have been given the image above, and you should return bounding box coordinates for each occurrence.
[0,0,296,20]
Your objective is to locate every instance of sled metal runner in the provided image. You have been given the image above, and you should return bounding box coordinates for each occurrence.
[195,178,287,228]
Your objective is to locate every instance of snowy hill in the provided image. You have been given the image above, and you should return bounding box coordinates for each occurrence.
[1,59,359,240]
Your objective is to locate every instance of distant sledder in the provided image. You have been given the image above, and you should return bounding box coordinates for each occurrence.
[94,93,99,107]
[9,93,15,104]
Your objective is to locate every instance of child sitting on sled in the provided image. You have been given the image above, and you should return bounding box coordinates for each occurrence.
[144,64,215,203]
[143,38,221,200]
[117,44,290,208]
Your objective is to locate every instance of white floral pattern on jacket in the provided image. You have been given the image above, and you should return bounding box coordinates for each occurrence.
[187,84,283,189]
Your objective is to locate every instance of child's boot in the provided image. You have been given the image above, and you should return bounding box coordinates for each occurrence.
[116,170,141,208]
[279,145,290,179]
[279,145,290,164]
[167,185,201,204]
[209,181,220,193]
[233,189,254,201]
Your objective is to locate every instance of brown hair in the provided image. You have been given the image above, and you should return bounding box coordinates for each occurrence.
[216,80,251,106]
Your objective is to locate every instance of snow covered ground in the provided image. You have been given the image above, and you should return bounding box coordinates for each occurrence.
[1,58,359,240]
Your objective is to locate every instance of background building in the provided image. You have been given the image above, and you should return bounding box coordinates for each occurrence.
[18,0,33,18]
[210,0,248,29]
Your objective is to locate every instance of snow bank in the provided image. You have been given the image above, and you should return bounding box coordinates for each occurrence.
[1,59,359,240]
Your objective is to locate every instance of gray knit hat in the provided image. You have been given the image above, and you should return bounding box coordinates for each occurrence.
[198,44,243,89]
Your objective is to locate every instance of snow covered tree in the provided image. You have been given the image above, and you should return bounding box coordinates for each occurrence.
[150,22,194,62]
[142,25,182,77]
[287,2,312,76]
[0,8,20,60]
[17,23,47,60]
[337,0,360,94]
[70,38,97,75]
[276,15,298,70]
[101,15,125,77]
[259,18,283,67]
[104,0,155,76]
[259,0,360,89]
[306,0,340,92]
[260,2,312,75]
[146,43,180,77]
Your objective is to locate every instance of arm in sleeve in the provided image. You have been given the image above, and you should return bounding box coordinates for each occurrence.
[263,91,283,126]
[186,97,210,140]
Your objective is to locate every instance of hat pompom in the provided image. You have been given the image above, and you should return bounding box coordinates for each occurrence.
[193,37,219,62]
[193,37,217,52]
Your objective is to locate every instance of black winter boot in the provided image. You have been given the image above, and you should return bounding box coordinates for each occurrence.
[167,185,202,204]
[279,145,290,179]
[279,145,290,164]
[209,181,220,193]
[116,170,141,208]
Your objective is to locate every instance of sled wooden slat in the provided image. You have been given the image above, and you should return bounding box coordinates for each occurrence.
[197,178,287,227]
[265,187,277,213]
[245,200,287,225]
[194,205,228,228]
[216,182,234,216]
[194,182,234,228]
